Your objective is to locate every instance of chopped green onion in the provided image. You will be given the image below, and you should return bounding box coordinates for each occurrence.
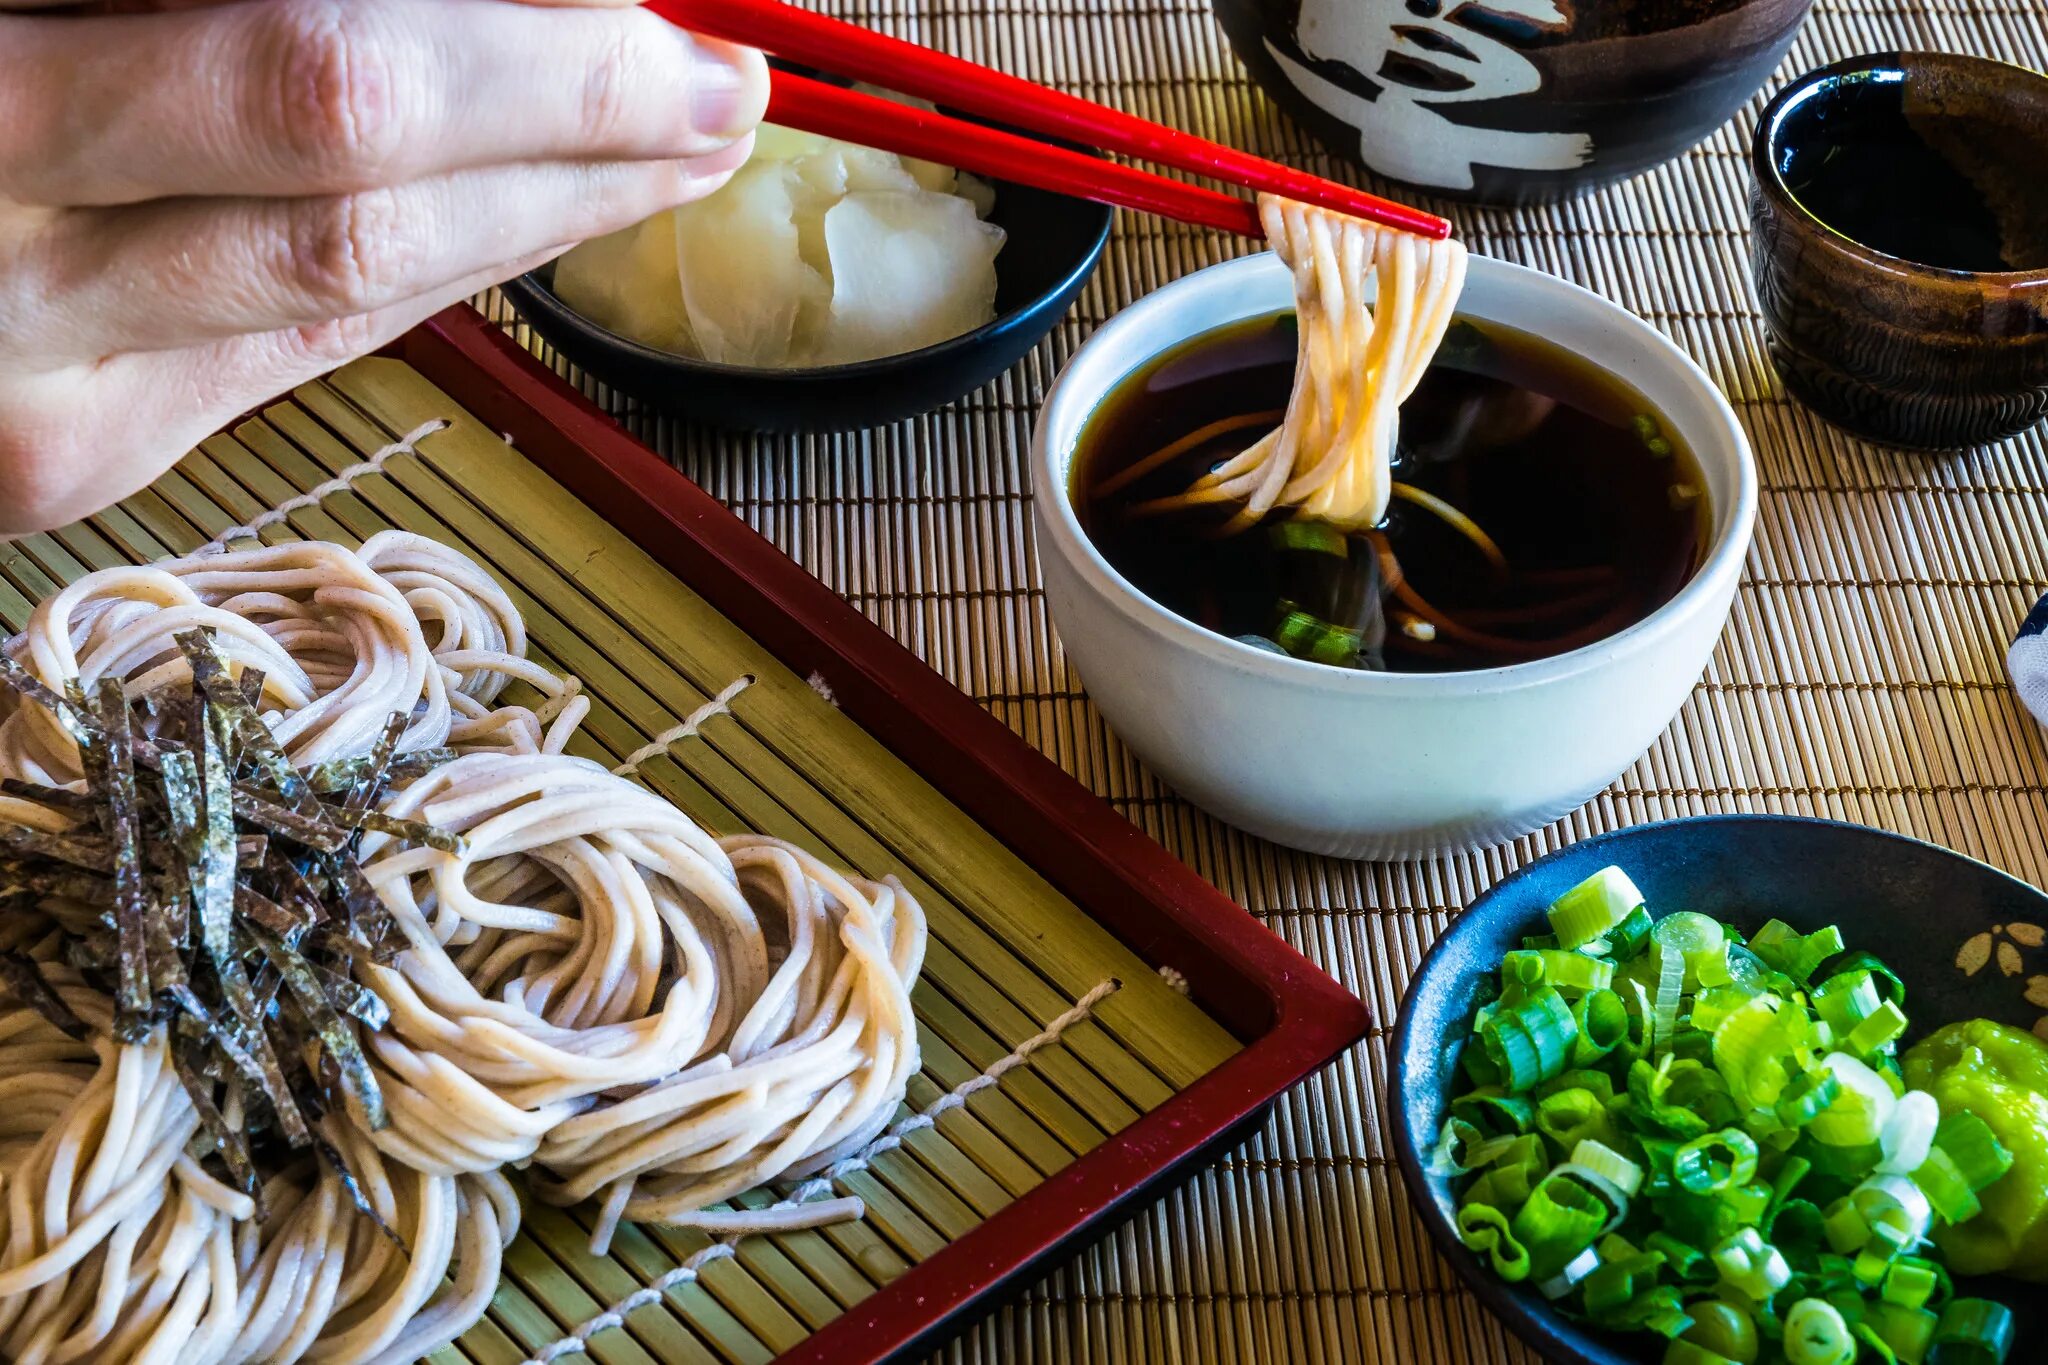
[1268,520,1349,557]
[1651,942,1685,1053]
[1456,1202,1531,1282]
[1439,876,2019,1361]
[1853,1173,1934,1248]
[1928,1298,2014,1365]
[1448,1089,1535,1137]
[1674,1128,1761,1195]
[1506,948,1616,997]
[1513,1169,1616,1279]
[1549,867,1646,950]
[1775,1065,1843,1130]
[1583,1250,1667,1315]
[1428,1117,1519,1177]
[1828,951,1907,1007]
[1462,1162,1535,1213]
[1750,921,1846,984]
[1573,989,1630,1065]
[1849,999,1911,1055]
[1536,1086,1620,1153]
[1570,1138,1645,1198]
[1783,1297,1856,1365]
[1653,911,1728,989]
[1808,1053,1897,1147]
[1881,1260,1942,1312]
[1678,1299,1758,1364]
[1823,1196,1872,1254]
[1877,1090,1939,1176]
[1932,1112,2012,1194]
[1869,1303,1939,1364]
[1272,608,1362,665]
[1712,1228,1793,1301]
[1713,993,1809,1113]
[1814,969,1883,1034]
[1536,1244,1602,1300]
[1605,904,1656,960]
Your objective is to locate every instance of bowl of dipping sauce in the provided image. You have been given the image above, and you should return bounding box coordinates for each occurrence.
[1750,52,2048,449]
[1030,253,1756,859]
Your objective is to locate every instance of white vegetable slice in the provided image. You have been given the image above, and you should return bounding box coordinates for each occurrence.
[550,211,693,354]
[814,189,1004,365]
[675,161,826,368]
[752,122,832,162]
[956,171,998,219]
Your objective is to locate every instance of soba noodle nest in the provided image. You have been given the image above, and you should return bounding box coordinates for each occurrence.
[0,534,929,1360]
[1157,194,1467,533]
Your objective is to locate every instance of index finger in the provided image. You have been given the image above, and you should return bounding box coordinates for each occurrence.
[0,0,767,206]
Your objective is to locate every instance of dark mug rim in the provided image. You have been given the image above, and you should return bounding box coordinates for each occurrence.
[1751,50,2048,286]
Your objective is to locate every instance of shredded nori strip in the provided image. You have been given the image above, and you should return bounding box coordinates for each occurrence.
[351,810,465,854]
[234,886,311,939]
[305,747,454,794]
[253,926,385,1131]
[308,1125,404,1247]
[0,778,95,812]
[0,823,114,872]
[177,632,319,815]
[0,950,89,1039]
[0,655,90,746]
[0,635,453,1204]
[229,787,350,852]
[96,680,154,1039]
[0,860,112,903]
[168,1033,260,1204]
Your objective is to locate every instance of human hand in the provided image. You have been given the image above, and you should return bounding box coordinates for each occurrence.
[0,0,767,536]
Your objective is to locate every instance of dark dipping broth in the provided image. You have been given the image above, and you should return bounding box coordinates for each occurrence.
[1073,314,1708,673]
[1777,73,2048,273]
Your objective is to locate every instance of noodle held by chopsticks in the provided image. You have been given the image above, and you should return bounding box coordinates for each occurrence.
[1140,194,1468,533]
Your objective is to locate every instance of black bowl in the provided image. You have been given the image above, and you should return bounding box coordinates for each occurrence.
[1392,814,2046,1365]
[500,171,1111,433]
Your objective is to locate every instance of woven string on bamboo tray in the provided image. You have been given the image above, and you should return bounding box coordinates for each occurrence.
[477,1,2048,1360]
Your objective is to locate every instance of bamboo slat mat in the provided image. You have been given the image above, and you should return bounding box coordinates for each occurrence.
[477,2,2048,1361]
[3,363,1248,1365]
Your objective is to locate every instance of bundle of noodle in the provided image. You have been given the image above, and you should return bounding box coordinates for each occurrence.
[533,836,924,1254]
[354,530,590,756]
[0,1022,243,1365]
[352,753,767,1177]
[0,541,449,785]
[224,1123,515,1365]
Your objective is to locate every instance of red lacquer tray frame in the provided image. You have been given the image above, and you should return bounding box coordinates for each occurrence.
[386,305,1372,1364]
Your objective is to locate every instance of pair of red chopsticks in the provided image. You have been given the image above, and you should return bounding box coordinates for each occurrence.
[643,0,1450,242]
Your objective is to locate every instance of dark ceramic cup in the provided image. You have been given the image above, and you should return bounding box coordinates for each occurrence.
[1213,0,1814,204]
[1749,53,2048,450]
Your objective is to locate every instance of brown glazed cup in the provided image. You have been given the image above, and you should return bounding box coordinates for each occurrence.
[1749,53,2048,450]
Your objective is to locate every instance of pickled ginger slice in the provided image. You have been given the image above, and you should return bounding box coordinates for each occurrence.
[675,161,827,368]
[814,190,1004,365]
[550,211,693,354]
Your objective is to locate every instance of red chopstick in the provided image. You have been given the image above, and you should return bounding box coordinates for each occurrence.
[644,0,1450,241]
[768,73,1263,237]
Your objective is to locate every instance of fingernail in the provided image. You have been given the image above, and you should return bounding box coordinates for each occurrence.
[683,37,766,141]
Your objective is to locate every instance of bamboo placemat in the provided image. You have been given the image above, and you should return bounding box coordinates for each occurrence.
[478,2,2048,1361]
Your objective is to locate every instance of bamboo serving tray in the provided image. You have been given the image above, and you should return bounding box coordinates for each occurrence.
[0,304,1370,1365]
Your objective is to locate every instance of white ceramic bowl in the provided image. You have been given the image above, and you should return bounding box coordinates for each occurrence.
[1030,253,1757,859]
